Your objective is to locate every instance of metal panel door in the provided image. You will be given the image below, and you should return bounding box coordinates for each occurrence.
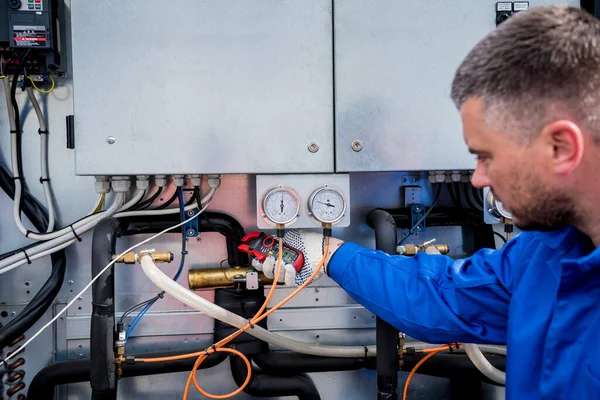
[71,0,334,175]
[334,0,578,172]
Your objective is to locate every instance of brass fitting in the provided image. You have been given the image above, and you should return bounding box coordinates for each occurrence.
[397,243,449,256]
[113,251,173,264]
[188,266,275,290]
[115,345,125,379]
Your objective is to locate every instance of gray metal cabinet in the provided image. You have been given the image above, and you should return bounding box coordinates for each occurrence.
[72,0,334,175]
[333,0,577,172]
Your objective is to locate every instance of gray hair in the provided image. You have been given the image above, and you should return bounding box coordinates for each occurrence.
[451,5,600,142]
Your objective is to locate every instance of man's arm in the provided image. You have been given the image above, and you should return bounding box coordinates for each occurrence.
[326,237,523,344]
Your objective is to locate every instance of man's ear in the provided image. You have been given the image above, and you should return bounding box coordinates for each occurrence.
[539,120,584,175]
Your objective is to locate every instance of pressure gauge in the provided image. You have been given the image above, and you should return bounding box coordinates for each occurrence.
[486,190,512,222]
[308,186,347,224]
[261,186,301,226]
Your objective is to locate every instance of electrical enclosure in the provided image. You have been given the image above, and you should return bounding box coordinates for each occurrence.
[71,0,334,175]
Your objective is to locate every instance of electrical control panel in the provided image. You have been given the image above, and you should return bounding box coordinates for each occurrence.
[0,0,63,75]
[256,174,351,229]
[334,0,578,173]
[71,0,334,175]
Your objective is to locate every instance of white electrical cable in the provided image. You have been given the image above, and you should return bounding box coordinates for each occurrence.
[0,185,218,273]
[89,194,105,214]
[463,343,506,384]
[26,86,56,232]
[0,204,212,368]
[0,193,126,274]
[118,189,146,212]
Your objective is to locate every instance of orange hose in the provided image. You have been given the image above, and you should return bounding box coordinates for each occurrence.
[182,347,251,400]
[403,350,442,400]
[136,237,330,400]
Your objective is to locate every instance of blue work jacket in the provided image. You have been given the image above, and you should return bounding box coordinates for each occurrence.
[328,227,600,399]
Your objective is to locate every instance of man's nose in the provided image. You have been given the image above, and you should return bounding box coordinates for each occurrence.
[471,166,491,189]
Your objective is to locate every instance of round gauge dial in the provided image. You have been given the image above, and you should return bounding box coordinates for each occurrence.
[486,190,512,221]
[308,187,347,224]
[262,187,301,225]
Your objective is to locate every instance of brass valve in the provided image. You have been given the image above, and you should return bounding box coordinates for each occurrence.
[188,266,275,290]
[397,243,449,256]
[113,251,173,264]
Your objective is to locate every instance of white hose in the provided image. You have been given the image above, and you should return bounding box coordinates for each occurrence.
[0,193,126,274]
[26,86,56,232]
[140,254,379,357]
[463,343,506,384]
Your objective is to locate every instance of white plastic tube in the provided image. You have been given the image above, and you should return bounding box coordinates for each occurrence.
[26,86,56,232]
[463,343,506,384]
[0,193,126,274]
[118,189,146,212]
[140,254,379,357]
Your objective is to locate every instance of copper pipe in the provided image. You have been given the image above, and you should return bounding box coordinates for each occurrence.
[8,372,24,383]
[8,335,24,347]
[397,243,449,256]
[6,382,26,396]
[8,358,25,370]
[188,266,275,290]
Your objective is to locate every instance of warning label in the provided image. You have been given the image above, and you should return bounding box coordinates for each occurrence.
[13,25,47,48]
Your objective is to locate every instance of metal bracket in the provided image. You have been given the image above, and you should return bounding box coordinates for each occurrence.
[184,208,199,237]
[410,204,426,233]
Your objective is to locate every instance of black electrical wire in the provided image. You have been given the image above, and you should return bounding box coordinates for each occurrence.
[154,190,178,210]
[185,187,198,207]
[131,186,163,210]
[472,185,484,208]
[492,231,508,244]
[398,184,442,246]
[194,187,242,244]
[0,165,67,348]
[462,183,479,211]
[447,183,461,208]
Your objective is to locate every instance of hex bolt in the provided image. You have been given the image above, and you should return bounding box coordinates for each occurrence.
[351,140,363,152]
[106,136,116,145]
[308,141,320,153]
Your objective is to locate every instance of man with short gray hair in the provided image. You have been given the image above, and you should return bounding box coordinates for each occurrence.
[254,5,600,399]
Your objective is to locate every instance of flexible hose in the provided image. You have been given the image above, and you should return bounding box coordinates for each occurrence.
[463,344,506,384]
[139,255,377,357]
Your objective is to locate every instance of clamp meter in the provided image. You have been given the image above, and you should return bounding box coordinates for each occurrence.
[238,232,305,272]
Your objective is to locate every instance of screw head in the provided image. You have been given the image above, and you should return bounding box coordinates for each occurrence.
[11,312,16,316]
[351,140,363,152]
[106,136,116,144]
[68,280,74,285]
[78,354,83,359]
[25,281,30,287]
[314,288,319,293]
[187,229,195,236]
[414,206,422,212]
[196,237,201,242]
[78,297,82,301]
[187,210,195,217]
[308,141,320,153]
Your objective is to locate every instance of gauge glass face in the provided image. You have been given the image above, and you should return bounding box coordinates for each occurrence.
[263,188,300,224]
[310,188,346,223]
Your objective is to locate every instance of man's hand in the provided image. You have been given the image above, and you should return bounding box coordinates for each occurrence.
[252,229,344,286]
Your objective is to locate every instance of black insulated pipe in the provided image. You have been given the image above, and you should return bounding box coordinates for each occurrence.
[90,218,120,400]
[230,355,321,400]
[367,209,399,400]
[27,350,227,400]
[252,351,374,375]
